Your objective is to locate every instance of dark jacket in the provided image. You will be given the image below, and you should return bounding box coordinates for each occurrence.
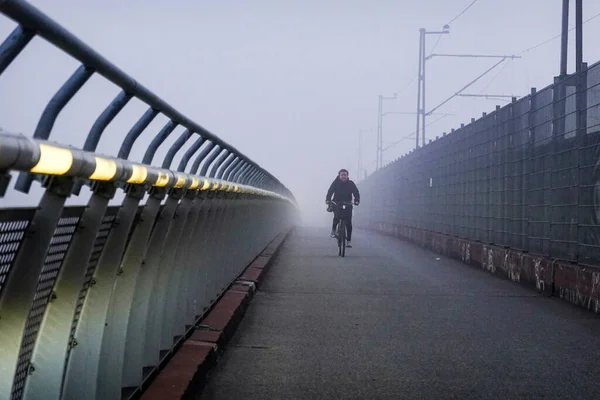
[326,177,360,203]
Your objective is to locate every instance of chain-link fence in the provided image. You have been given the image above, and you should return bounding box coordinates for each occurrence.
[358,60,600,266]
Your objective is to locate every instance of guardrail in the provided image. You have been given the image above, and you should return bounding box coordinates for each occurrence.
[0,1,298,399]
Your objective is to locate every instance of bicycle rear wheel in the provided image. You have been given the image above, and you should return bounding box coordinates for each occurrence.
[337,221,342,256]
[339,219,346,257]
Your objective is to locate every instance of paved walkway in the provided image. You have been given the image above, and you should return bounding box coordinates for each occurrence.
[197,227,600,399]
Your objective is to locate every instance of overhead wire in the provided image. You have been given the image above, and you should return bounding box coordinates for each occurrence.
[474,10,600,100]
[446,0,479,27]
[395,75,418,96]
[428,34,444,57]
[479,59,511,93]
[515,10,600,55]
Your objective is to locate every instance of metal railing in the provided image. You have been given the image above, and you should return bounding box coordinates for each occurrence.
[0,0,293,199]
[358,58,600,267]
[0,1,298,399]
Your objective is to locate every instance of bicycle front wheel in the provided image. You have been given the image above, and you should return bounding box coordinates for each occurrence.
[339,219,346,257]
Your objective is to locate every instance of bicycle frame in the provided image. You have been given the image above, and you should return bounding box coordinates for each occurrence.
[330,201,354,257]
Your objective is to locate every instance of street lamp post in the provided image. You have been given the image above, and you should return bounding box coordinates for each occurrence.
[416,25,450,149]
[377,93,397,170]
[357,128,371,181]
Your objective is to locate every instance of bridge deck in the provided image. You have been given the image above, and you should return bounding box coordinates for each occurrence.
[198,227,600,399]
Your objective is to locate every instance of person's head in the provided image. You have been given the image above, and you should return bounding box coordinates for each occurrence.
[338,169,349,182]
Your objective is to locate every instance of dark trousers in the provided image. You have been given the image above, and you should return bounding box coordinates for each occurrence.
[332,212,353,241]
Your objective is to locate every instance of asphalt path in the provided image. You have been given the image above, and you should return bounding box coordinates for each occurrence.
[197,226,600,399]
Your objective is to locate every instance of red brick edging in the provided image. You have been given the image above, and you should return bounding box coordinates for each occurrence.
[140,228,292,399]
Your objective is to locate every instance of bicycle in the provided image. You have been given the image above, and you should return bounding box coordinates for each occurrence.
[329,200,355,257]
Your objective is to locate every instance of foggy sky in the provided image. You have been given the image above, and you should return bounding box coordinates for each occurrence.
[1,0,599,226]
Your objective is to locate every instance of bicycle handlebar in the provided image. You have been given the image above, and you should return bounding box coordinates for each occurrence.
[329,200,357,205]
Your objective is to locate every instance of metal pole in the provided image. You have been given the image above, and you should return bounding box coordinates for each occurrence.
[377,95,382,170]
[422,29,427,146]
[416,28,424,149]
[561,0,569,76]
[576,0,582,72]
[358,129,363,180]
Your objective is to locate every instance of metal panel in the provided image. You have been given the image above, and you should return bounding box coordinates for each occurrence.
[512,97,531,250]
[159,193,204,354]
[96,189,167,399]
[551,74,580,261]
[24,188,116,400]
[175,195,210,341]
[61,187,146,400]
[0,177,73,398]
[12,207,82,400]
[579,64,600,265]
[529,86,554,255]
[62,207,118,385]
[142,190,196,375]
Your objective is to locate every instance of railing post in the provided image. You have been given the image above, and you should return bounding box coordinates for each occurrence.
[177,136,206,172]
[190,142,216,175]
[0,25,35,74]
[200,146,224,177]
[162,130,193,170]
[84,91,134,153]
[142,120,178,165]
[15,65,94,193]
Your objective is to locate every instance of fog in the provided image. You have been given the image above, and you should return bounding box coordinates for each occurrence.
[1,0,599,226]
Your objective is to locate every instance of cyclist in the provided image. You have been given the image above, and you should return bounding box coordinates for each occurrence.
[325,169,360,247]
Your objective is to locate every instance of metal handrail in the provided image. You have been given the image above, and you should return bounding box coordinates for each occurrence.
[0,0,289,197]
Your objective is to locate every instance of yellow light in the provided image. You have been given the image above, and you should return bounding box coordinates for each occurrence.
[30,144,73,175]
[174,174,186,188]
[201,179,211,191]
[127,164,148,184]
[189,177,200,190]
[89,157,117,181]
[154,171,170,187]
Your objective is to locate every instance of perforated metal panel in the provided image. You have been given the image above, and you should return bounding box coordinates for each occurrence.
[11,208,83,400]
[66,209,117,357]
[0,210,35,299]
